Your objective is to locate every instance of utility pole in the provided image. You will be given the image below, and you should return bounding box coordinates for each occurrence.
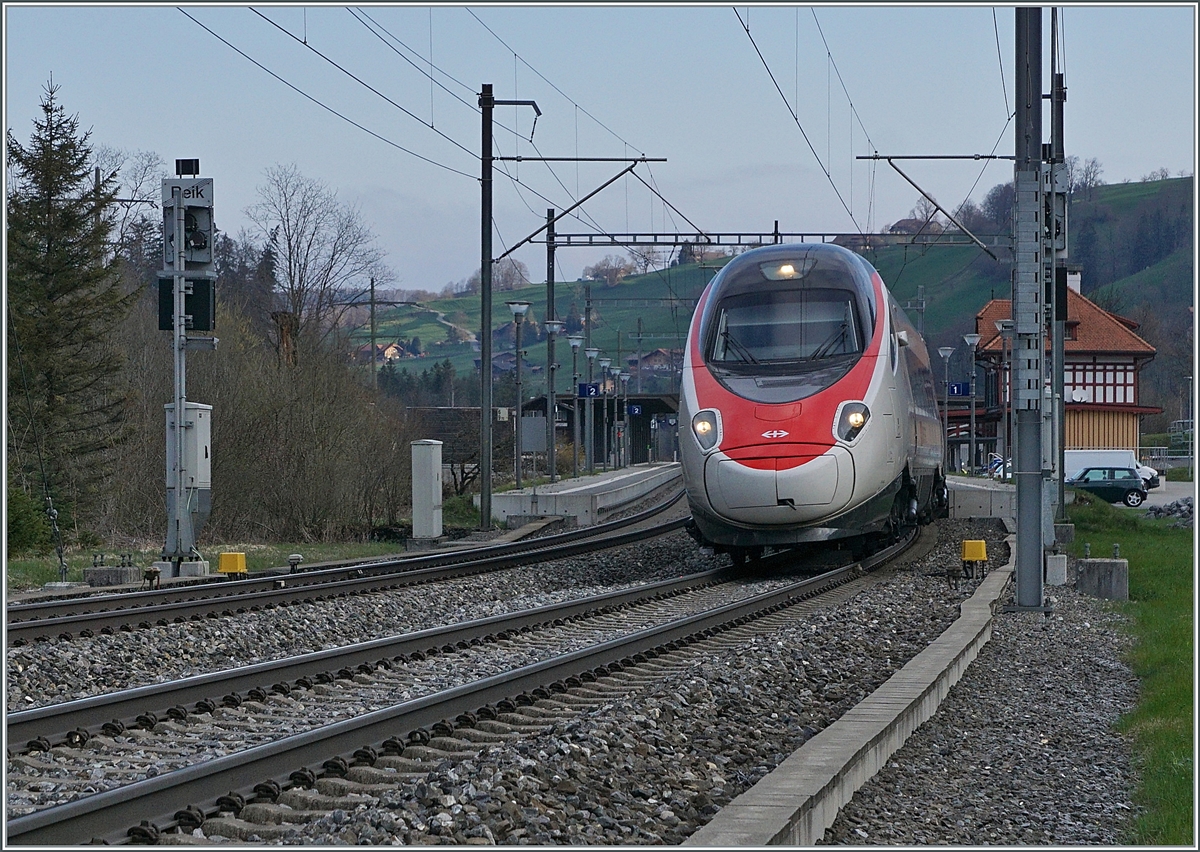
[585,282,595,474]
[369,276,377,391]
[479,84,494,530]
[478,83,540,530]
[1050,7,1070,521]
[546,209,557,482]
[635,317,644,393]
[1011,8,1047,610]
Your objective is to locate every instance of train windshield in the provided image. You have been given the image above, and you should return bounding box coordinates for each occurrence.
[697,244,877,402]
[709,288,862,365]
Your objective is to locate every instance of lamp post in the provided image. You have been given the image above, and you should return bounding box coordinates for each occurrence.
[938,346,955,472]
[618,370,630,467]
[963,333,981,475]
[599,356,612,471]
[995,320,1014,476]
[507,301,530,488]
[585,347,599,474]
[568,334,583,478]
[544,320,564,483]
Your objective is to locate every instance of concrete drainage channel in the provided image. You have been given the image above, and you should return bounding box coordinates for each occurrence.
[685,534,1017,846]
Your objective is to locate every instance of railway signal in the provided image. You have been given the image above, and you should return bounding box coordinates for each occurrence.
[157,160,218,576]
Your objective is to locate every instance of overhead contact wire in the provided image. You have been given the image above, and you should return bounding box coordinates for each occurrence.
[734,7,863,235]
[178,9,475,180]
[250,7,477,160]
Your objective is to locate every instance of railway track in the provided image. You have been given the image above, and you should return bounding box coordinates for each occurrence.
[6,492,686,646]
[6,530,917,846]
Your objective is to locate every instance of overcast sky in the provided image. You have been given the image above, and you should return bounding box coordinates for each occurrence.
[5,3,1196,292]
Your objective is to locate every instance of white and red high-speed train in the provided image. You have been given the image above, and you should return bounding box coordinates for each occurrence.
[679,242,946,562]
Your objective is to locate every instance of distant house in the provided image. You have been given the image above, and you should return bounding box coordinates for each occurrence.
[474,351,542,376]
[888,217,943,235]
[969,279,1159,460]
[354,342,403,364]
[626,348,678,373]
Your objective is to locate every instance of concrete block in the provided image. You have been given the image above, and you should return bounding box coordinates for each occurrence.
[179,560,210,577]
[1076,558,1128,601]
[1054,523,1075,545]
[84,566,143,587]
[153,560,210,579]
[1044,553,1068,585]
[949,487,1014,519]
[405,536,447,552]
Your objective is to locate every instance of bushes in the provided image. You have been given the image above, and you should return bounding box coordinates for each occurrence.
[97,301,421,545]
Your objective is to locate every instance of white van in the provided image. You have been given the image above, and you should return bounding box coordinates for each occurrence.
[1064,449,1159,489]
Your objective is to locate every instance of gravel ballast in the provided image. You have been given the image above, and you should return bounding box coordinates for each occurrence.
[6,517,1140,845]
[819,581,1139,845]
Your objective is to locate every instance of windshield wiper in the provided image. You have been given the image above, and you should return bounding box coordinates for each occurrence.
[721,329,759,364]
[809,321,848,360]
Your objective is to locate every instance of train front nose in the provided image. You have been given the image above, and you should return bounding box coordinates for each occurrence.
[704,445,854,525]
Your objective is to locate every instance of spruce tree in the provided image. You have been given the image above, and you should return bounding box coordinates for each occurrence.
[6,82,134,530]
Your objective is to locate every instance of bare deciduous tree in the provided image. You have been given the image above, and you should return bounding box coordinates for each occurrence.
[1075,157,1105,198]
[246,163,385,360]
[909,196,943,231]
[92,145,167,254]
[627,246,665,275]
[458,258,530,294]
[583,254,632,287]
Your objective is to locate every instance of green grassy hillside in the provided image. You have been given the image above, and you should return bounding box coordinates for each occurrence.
[352,177,1192,402]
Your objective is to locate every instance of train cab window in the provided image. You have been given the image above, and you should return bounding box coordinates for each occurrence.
[709,289,863,365]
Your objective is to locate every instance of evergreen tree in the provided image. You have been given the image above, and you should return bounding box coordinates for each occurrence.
[6,82,134,529]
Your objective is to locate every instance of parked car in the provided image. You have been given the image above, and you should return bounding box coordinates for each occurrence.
[1066,466,1148,507]
[1064,449,1159,490]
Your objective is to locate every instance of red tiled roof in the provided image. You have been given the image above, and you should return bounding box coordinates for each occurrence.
[975,289,1155,357]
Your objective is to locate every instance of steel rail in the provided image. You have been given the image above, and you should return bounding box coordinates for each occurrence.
[7,566,728,748]
[6,490,683,622]
[6,532,913,846]
[6,515,689,645]
[7,489,686,624]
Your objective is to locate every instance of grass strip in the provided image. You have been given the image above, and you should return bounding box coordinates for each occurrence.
[1066,491,1194,845]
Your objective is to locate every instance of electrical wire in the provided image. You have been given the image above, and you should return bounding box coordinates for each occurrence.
[810,9,878,154]
[349,8,476,107]
[993,8,1011,117]
[465,8,647,156]
[179,9,475,180]
[734,8,863,235]
[348,8,532,165]
[462,6,719,281]
[250,7,477,160]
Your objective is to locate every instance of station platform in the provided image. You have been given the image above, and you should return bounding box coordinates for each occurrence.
[477,462,682,527]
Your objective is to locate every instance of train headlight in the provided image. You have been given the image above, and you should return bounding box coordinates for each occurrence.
[836,402,870,442]
[692,410,721,452]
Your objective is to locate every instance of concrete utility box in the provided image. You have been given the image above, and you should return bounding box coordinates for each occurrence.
[412,440,443,541]
[1076,558,1129,600]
